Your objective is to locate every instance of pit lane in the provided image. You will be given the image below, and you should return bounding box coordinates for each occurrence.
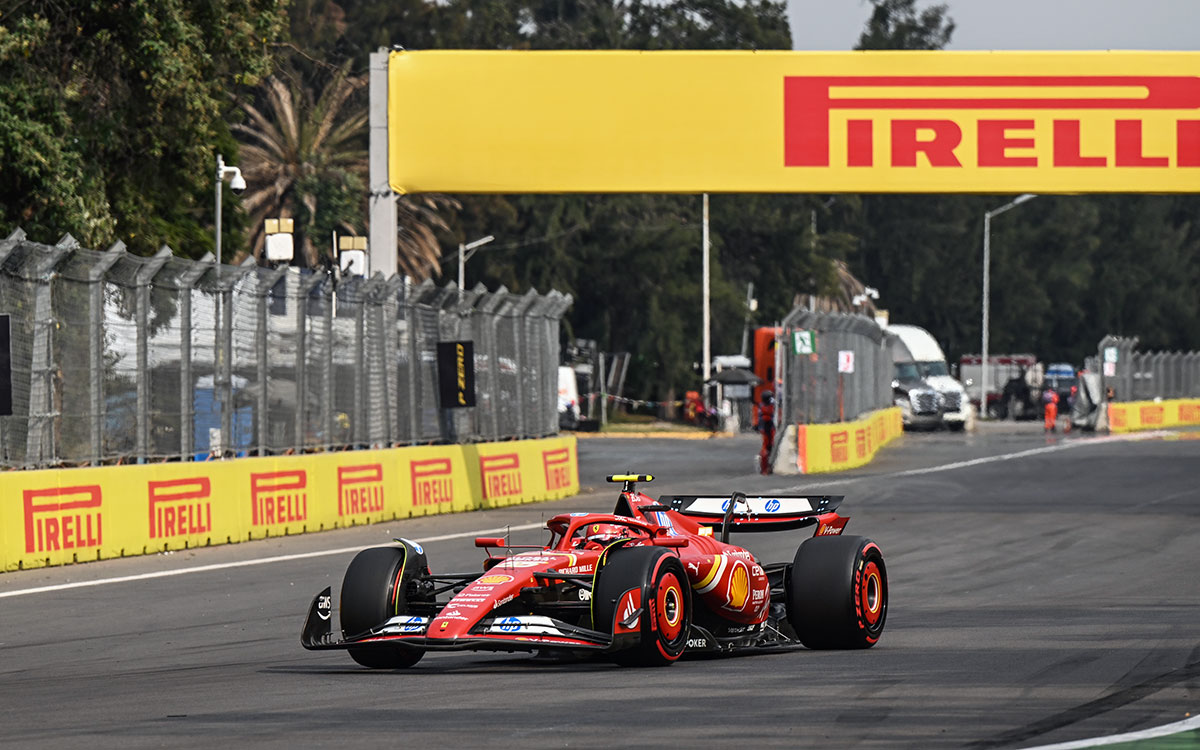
[1,424,1197,749]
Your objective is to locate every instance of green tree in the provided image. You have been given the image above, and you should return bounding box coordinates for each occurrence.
[233,61,371,266]
[854,0,955,51]
[0,0,285,255]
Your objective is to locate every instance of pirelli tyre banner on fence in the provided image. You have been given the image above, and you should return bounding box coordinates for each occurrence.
[0,436,578,571]
[388,50,1200,194]
[1107,399,1200,433]
[795,408,904,475]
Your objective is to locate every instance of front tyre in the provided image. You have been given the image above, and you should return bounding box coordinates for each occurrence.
[787,535,887,649]
[593,547,691,667]
[341,546,425,669]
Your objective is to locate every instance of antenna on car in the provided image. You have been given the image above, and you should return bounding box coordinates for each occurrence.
[606,473,654,493]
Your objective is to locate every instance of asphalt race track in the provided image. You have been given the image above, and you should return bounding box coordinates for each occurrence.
[2,424,1198,749]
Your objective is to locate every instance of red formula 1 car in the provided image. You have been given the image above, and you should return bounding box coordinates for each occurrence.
[301,474,887,668]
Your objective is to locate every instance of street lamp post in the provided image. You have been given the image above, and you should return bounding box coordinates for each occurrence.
[458,235,495,290]
[214,154,246,264]
[702,193,711,406]
[981,193,1037,417]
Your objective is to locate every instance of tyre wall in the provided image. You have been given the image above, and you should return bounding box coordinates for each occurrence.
[0,436,578,571]
[1106,399,1200,433]
[775,407,902,475]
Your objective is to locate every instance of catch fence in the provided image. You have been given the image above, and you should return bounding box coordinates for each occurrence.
[1090,336,1200,402]
[0,229,570,469]
[776,307,893,425]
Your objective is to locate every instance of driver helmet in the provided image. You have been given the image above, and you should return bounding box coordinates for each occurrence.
[761,390,775,405]
[579,522,628,548]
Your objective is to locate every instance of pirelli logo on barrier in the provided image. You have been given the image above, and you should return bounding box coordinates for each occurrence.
[251,470,308,526]
[24,485,103,554]
[542,447,574,492]
[412,458,454,506]
[1140,404,1165,426]
[480,453,523,500]
[783,76,1200,172]
[830,432,850,464]
[148,478,212,539]
[338,464,385,517]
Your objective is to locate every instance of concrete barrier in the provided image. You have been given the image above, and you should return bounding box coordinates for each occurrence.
[1107,399,1200,433]
[774,407,903,475]
[1,436,578,571]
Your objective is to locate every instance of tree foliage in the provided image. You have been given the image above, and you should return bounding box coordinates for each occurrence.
[0,0,285,256]
[3,0,1198,407]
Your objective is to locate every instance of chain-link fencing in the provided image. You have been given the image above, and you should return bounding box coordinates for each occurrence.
[0,229,571,469]
[776,307,893,425]
[1092,335,1200,402]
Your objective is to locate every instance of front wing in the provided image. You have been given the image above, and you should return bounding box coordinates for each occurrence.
[300,587,615,654]
[300,585,804,659]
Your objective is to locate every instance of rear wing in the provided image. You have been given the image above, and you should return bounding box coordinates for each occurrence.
[660,494,843,533]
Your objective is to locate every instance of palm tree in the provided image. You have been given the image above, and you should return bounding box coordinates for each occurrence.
[233,60,456,276]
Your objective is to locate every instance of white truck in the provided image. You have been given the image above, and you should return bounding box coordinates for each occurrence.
[887,324,971,431]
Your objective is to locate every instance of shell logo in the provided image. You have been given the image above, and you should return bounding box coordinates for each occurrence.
[477,574,514,585]
[727,562,749,609]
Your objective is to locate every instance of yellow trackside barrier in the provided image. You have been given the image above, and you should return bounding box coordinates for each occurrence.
[1107,399,1200,433]
[794,408,903,474]
[1,436,578,572]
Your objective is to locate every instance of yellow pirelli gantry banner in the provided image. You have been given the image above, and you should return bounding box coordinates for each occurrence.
[0,436,578,571]
[1107,399,1200,433]
[388,50,1200,194]
[794,408,903,474]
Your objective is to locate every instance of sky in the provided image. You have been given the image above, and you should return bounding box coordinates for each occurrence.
[787,0,1200,51]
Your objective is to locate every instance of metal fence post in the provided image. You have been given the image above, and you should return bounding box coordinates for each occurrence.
[294,271,325,451]
[26,237,72,465]
[89,244,124,462]
[255,265,288,455]
[133,248,172,462]
[178,253,215,461]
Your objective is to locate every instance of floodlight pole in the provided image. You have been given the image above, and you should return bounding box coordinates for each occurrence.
[702,193,711,407]
[981,193,1037,417]
[458,235,495,290]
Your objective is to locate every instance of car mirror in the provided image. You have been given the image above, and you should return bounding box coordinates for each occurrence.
[474,536,506,548]
[651,536,687,547]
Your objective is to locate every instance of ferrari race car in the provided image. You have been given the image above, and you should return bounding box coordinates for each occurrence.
[301,474,887,668]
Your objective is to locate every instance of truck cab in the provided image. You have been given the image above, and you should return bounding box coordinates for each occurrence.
[886,325,970,432]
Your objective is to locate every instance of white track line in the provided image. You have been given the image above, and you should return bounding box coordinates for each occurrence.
[1019,713,1200,749]
[0,522,545,599]
[772,430,1175,492]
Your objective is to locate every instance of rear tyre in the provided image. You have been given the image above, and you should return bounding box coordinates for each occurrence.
[787,535,887,649]
[593,547,690,667]
[341,546,424,669]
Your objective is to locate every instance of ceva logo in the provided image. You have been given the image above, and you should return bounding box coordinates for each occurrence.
[783,76,1200,169]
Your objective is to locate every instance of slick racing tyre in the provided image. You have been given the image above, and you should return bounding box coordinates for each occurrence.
[341,545,425,668]
[786,535,887,649]
[593,547,691,667]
